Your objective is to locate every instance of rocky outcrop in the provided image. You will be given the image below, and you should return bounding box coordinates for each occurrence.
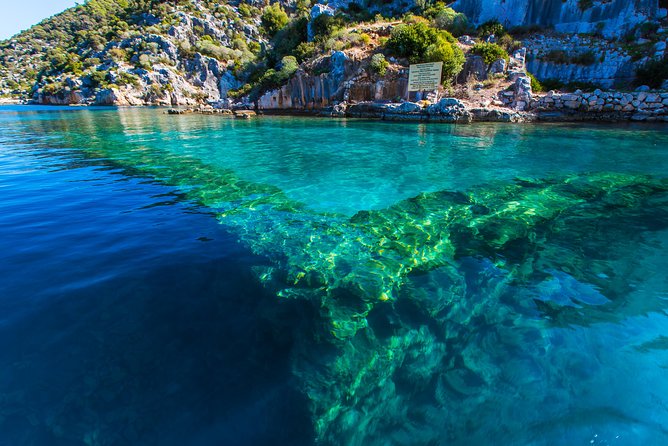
[525,34,646,88]
[451,0,666,38]
[319,98,533,122]
[257,52,408,111]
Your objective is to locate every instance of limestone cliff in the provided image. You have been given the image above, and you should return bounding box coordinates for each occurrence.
[257,51,408,111]
[451,0,667,38]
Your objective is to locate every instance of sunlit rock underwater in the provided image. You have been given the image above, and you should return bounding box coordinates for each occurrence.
[9,109,668,445]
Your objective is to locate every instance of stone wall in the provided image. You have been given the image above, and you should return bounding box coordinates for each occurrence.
[530,89,668,121]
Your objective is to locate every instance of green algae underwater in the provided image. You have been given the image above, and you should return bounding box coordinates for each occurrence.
[8,107,668,445]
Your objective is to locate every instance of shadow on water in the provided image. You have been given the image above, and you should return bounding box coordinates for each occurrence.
[0,253,315,446]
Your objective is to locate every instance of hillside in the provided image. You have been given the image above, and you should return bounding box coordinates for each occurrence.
[0,0,667,108]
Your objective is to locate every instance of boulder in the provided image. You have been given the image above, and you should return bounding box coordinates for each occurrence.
[488,58,507,75]
[457,55,487,82]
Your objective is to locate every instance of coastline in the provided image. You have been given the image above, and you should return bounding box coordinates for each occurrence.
[7,98,668,124]
[167,94,668,124]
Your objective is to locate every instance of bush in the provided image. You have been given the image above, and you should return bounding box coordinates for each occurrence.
[538,78,602,92]
[257,55,299,91]
[118,71,140,87]
[271,16,308,64]
[42,81,65,96]
[323,29,366,51]
[108,47,129,62]
[137,53,152,69]
[477,20,506,38]
[635,57,668,89]
[541,49,569,64]
[261,3,289,37]
[527,72,543,92]
[196,40,240,61]
[497,34,521,53]
[311,13,345,41]
[87,70,109,88]
[541,49,597,66]
[470,42,509,65]
[293,42,315,62]
[571,51,597,66]
[238,2,255,18]
[386,23,464,81]
[427,4,470,36]
[370,53,389,76]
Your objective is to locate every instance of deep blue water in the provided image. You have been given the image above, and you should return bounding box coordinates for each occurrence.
[0,107,313,446]
[1,106,668,446]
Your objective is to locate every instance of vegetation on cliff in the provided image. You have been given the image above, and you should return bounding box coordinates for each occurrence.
[0,0,666,104]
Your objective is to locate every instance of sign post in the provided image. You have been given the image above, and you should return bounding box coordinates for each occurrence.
[407,61,443,101]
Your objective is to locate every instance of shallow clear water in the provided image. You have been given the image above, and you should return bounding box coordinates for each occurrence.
[1,105,668,445]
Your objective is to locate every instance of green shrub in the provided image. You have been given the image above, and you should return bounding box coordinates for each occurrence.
[538,78,602,92]
[635,57,668,88]
[42,81,65,96]
[386,23,464,81]
[196,40,240,61]
[88,69,110,88]
[425,4,470,36]
[541,49,569,64]
[541,49,597,65]
[108,47,129,62]
[118,71,140,87]
[323,29,366,51]
[258,55,299,90]
[238,2,255,18]
[271,16,308,64]
[477,20,506,38]
[527,72,543,92]
[137,53,152,69]
[311,14,345,41]
[539,78,563,91]
[470,42,509,65]
[571,51,597,66]
[497,34,521,53]
[294,42,316,62]
[261,3,289,37]
[370,53,389,76]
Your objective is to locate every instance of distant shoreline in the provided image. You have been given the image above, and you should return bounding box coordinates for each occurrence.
[5,101,668,124]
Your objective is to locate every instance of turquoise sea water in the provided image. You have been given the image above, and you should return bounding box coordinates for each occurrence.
[1,105,668,445]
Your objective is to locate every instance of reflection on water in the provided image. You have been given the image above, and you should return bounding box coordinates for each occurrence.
[1,106,668,445]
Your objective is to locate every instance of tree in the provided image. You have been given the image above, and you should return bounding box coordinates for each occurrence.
[386,23,464,81]
[261,4,289,37]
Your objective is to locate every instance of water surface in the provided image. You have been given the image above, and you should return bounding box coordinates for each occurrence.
[1,106,668,445]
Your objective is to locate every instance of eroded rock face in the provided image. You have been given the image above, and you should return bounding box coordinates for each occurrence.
[457,55,487,82]
[451,0,665,38]
[525,35,641,88]
[184,54,226,100]
[35,89,86,105]
[257,53,408,111]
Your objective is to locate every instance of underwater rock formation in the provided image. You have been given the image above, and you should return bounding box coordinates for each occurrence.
[33,120,668,445]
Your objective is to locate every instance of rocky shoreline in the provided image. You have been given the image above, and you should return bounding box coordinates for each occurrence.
[166,93,668,123]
